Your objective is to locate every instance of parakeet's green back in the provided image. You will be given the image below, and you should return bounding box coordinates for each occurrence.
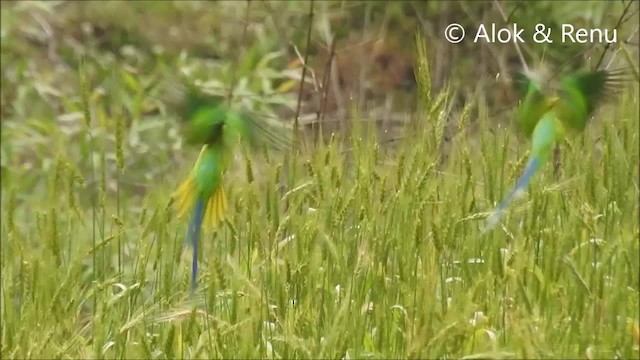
[194,146,223,200]
[531,112,563,162]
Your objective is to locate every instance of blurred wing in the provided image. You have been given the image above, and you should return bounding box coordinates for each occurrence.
[231,111,294,152]
[556,69,626,132]
[515,72,548,138]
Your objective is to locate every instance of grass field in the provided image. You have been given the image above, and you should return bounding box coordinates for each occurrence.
[1,1,639,359]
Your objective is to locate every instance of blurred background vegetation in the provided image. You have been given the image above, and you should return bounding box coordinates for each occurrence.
[0,1,637,268]
[1,1,637,200]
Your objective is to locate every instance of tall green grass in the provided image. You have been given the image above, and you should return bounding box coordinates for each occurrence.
[2,19,639,360]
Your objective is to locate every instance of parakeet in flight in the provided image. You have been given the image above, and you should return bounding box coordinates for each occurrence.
[486,67,626,230]
[173,85,293,291]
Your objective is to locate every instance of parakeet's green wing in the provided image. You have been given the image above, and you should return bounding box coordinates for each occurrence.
[556,69,624,132]
[515,72,549,138]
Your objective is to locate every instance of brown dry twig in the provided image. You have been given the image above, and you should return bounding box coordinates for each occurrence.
[293,0,315,150]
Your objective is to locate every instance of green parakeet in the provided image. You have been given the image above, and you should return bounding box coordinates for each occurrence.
[173,85,292,291]
[486,68,625,229]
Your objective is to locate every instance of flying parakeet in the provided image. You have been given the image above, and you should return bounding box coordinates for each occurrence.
[486,68,625,229]
[173,85,292,291]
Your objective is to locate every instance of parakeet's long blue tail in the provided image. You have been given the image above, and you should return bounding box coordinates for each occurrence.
[485,156,541,230]
[187,197,205,292]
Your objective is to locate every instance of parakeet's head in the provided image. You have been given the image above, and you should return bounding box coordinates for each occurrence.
[181,86,225,124]
[184,106,228,145]
[170,77,295,152]
[169,80,230,146]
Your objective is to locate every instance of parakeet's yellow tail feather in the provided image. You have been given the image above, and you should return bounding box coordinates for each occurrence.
[175,175,196,219]
[204,185,227,228]
[174,176,226,229]
[175,146,209,219]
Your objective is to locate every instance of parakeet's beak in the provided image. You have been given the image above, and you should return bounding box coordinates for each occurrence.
[546,96,560,110]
